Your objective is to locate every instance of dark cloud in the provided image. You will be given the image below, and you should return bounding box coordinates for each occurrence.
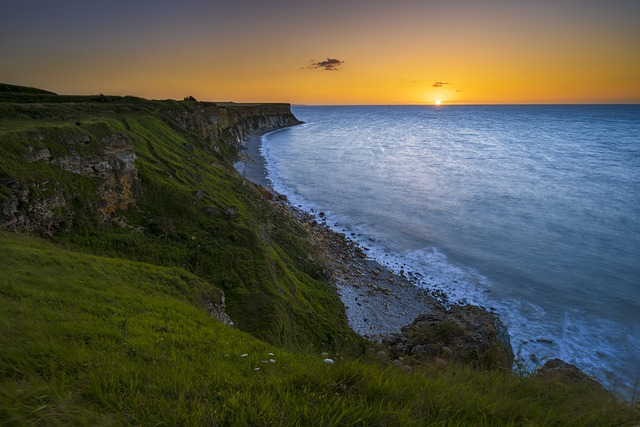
[307,58,345,71]
[432,81,450,87]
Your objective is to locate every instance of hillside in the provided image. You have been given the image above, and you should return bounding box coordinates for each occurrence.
[1,84,638,425]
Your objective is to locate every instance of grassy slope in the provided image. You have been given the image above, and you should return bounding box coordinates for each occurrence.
[1,87,638,425]
[2,231,637,426]
[1,100,358,352]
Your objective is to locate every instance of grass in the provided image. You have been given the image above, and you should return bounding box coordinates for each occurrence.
[1,230,638,426]
[1,86,638,425]
[0,95,361,352]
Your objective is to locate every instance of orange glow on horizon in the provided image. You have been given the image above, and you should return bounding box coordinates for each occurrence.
[1,2,638,105]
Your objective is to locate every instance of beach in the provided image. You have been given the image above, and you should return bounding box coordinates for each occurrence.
[235,130,443,339]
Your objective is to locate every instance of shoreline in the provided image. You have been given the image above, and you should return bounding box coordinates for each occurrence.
[234,128,628,398]
[236,129,443,339]
[234,131,275,193]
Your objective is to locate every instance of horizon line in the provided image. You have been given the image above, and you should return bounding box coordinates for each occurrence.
[291,102,640,107]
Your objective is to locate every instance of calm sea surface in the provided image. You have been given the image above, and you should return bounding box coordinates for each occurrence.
[262,105,640,395]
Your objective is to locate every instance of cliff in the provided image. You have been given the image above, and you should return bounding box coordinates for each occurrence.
[0,88,354,352]
[1,85,636,425]
[1,99,299,235]
[167,102,301,146]
[0,92,303,335]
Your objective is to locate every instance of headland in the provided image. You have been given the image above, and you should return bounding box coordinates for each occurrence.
[1,82,636,425]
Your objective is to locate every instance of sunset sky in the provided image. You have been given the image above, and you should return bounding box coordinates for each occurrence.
[1,0,638,104]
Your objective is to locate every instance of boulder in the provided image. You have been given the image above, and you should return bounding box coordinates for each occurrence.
[537,358,603,389]
[383,305,513,370]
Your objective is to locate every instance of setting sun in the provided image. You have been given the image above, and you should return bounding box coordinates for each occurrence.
[0,2,638,104]
[435,100,441,105]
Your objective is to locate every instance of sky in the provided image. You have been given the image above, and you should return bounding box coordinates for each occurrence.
[1,0,639,104]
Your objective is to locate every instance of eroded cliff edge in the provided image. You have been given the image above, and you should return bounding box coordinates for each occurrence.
[1,90,361,351]
[0,95,301,333]
[0,99,300,235]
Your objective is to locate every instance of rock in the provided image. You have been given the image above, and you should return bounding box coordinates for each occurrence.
[224,206,239,219]
[324,358,335,364]
[383,305,513,370]
[27,147,51,162]
[538,358,603,388]
[44,133,139,219]
[204,293,233,326]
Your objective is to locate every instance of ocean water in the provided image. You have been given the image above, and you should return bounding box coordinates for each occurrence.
[261,105,640,396]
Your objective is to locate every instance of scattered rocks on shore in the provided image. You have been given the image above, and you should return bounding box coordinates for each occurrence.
[285,203,445,339]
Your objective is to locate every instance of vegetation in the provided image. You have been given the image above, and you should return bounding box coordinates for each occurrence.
[2,231,637,425]
[0,83,56,95]
[1,84,638,425]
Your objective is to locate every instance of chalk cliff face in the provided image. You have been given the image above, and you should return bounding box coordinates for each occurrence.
[166,103,301,147]
[48,133,139,218]
[1,131,138,234]
[0,101,300,235]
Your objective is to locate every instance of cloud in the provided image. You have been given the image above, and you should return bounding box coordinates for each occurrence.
[432,81,450,87]
[307,58,345,71]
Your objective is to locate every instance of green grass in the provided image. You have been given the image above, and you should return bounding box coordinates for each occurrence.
[1,231,638,426]
[0,98,360,352]
[1,89,638,425]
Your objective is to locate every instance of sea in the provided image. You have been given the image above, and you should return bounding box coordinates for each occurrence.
[261,105,640,397]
